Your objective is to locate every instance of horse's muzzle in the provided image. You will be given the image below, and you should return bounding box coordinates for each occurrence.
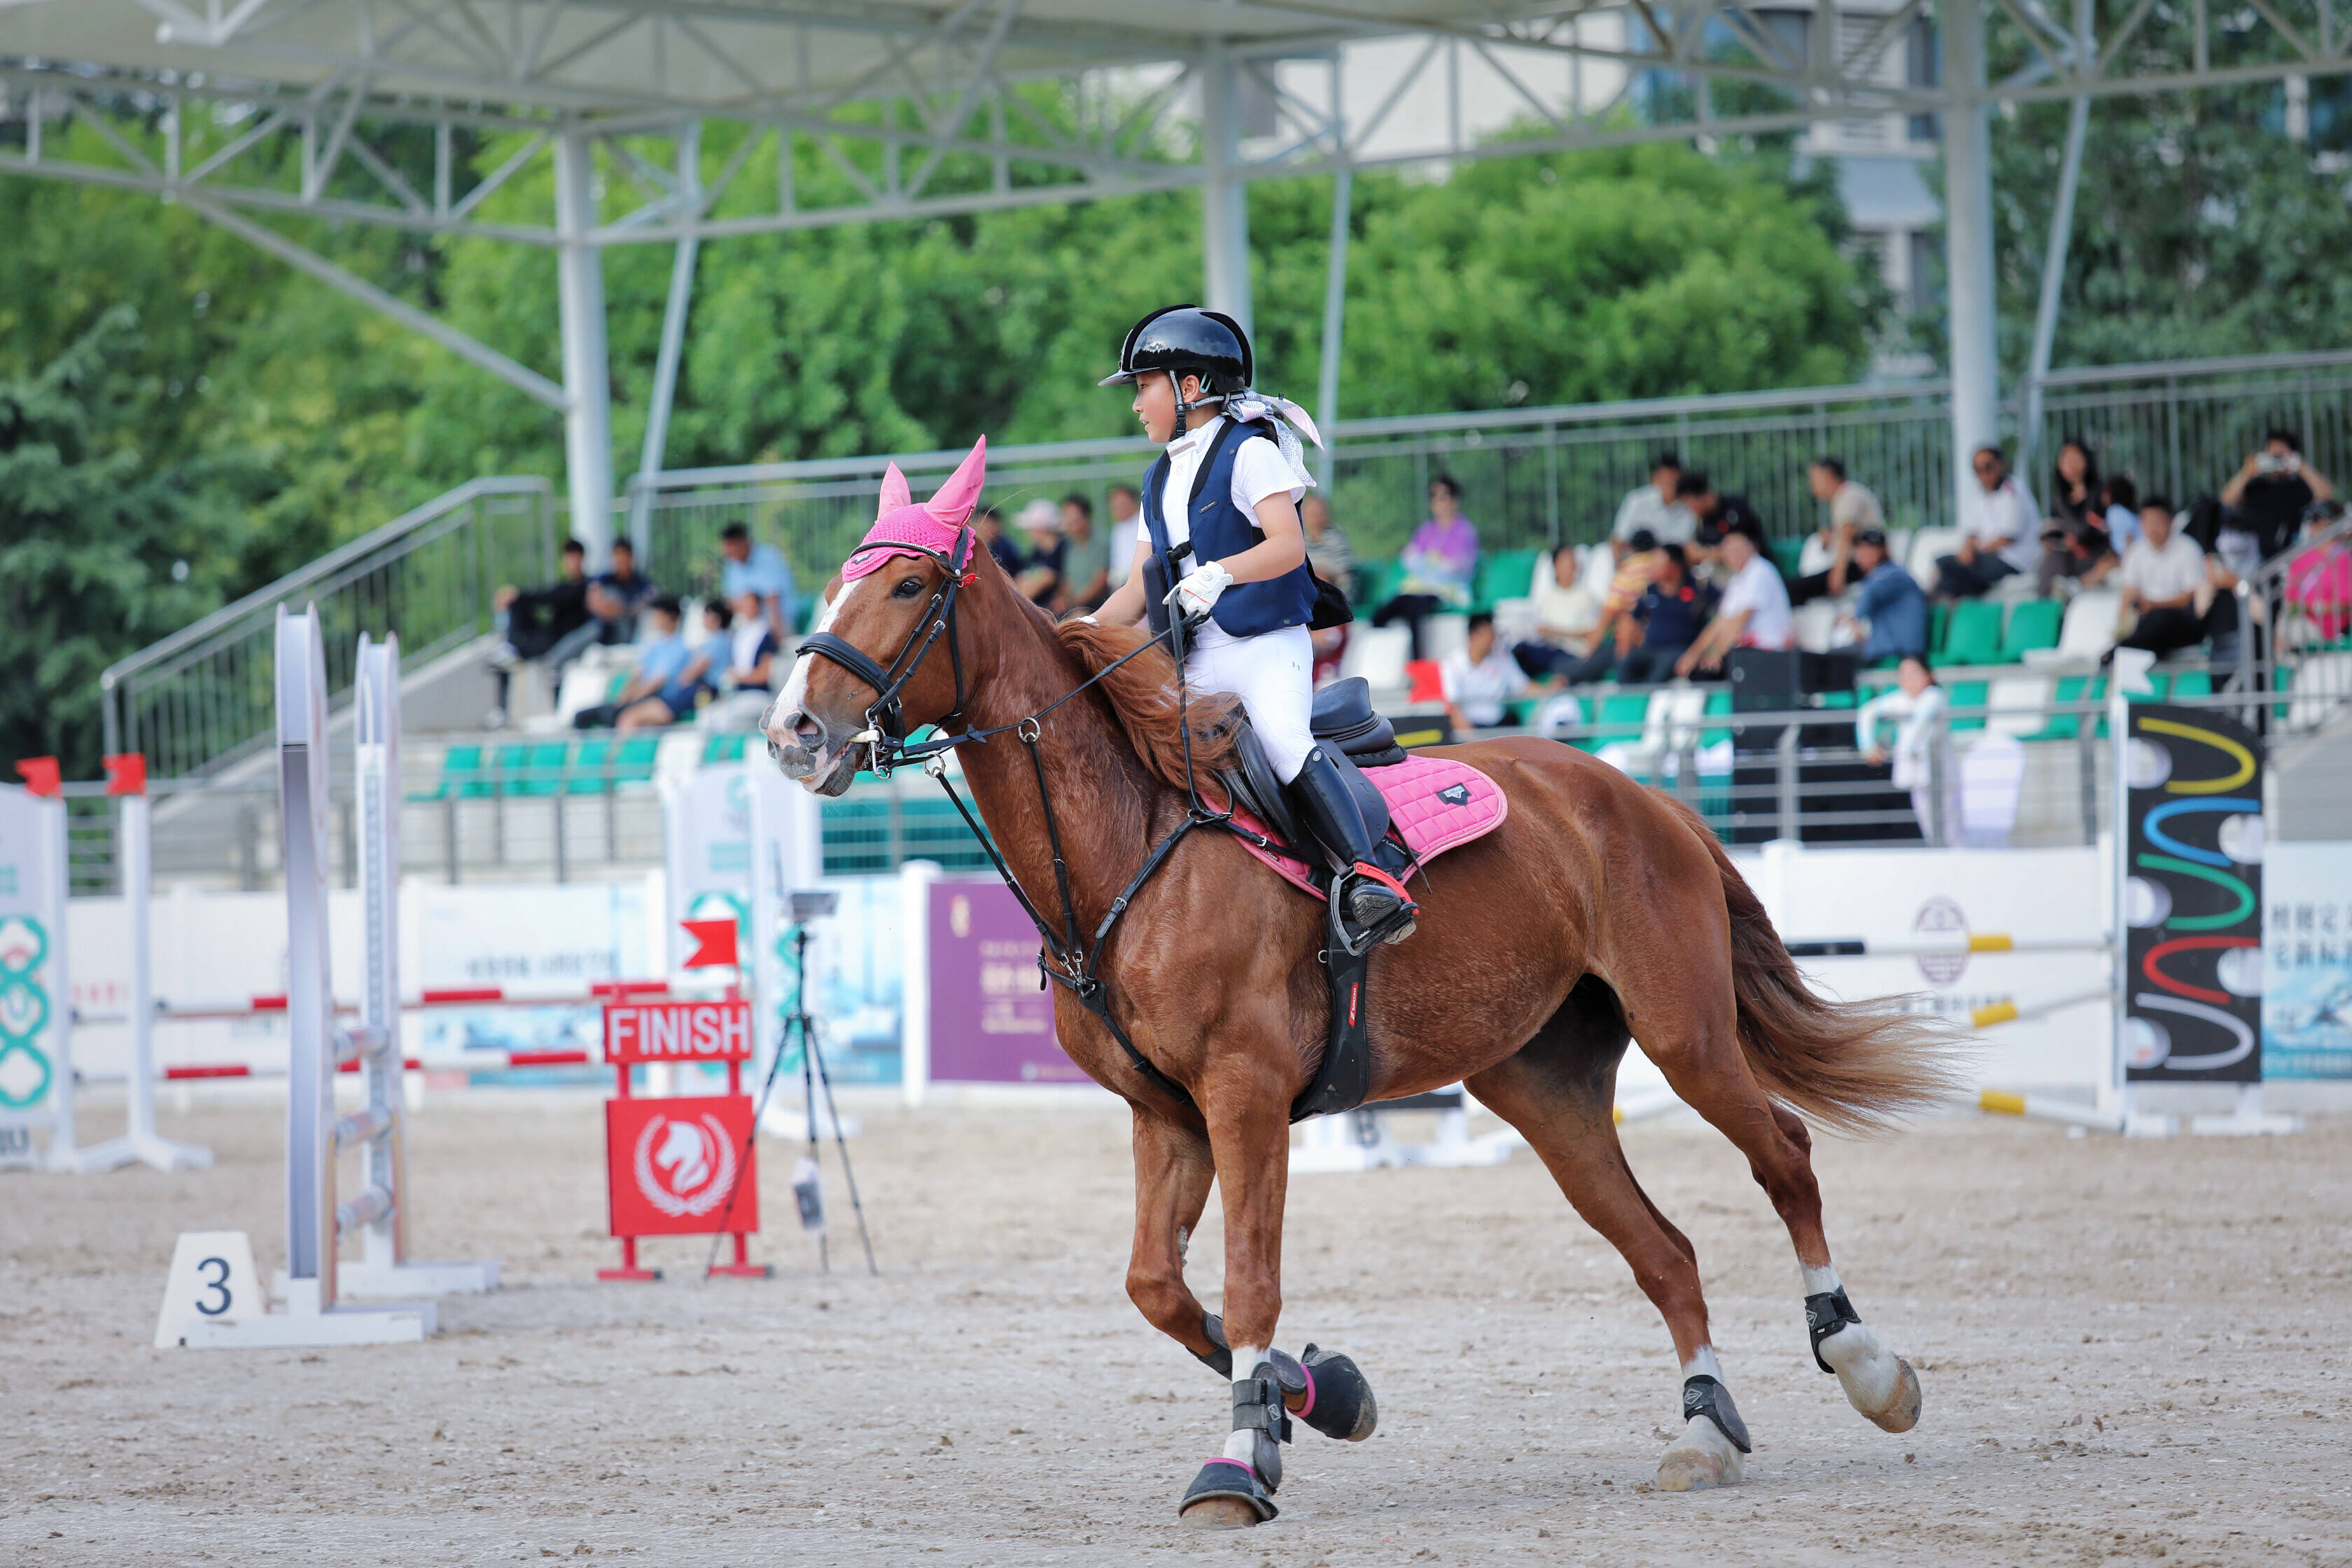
[764,702,862,797]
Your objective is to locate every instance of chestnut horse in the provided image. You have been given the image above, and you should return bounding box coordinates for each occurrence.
[765,454,1952,1527]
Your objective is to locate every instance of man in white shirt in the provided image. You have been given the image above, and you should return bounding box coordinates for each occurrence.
[1789,456,1886,604]
[2111,496,2238,661]
[1935,445,2041,598]
[1610,451,1698,560]
[1677,529,1792,676]
[1442,612,1542,730]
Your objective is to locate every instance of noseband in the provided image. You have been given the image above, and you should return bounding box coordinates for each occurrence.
[792,527,977,777]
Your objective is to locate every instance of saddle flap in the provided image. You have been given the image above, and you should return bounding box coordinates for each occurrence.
[1223,729,1305,851]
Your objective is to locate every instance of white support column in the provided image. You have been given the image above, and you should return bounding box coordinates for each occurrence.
[1200,45,1254,338]
[555,128,617,563]
[1940,0,2000,515]
[1316,164,1353,482]
[2019,0,2096,475]
[627,122,702,559]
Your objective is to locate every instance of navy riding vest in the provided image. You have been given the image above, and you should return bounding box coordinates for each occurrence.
[1140,416,1317,640]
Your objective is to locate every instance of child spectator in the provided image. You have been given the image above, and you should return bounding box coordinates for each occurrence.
[573,596,710,732]
[1621,545,1709,684]
[1441,612,1540,730]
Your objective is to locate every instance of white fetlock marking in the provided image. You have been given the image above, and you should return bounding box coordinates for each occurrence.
[1818,1320,1900,1412]
[1681,1346,1722,1382]
[1800,1262,1842,1296]
[1223,1344,1269,1465]
[1657,1415,1745,1491]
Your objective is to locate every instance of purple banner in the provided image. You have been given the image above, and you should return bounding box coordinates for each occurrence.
[927,880,1088,1084]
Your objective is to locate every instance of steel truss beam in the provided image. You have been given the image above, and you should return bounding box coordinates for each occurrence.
[9,3,2342,248]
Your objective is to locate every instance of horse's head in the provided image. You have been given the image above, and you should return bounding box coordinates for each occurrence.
[764,436,989,795]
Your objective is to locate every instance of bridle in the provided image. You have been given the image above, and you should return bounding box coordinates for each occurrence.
[792,526,980,777]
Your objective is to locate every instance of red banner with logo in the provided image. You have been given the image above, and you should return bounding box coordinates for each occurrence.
[605,1095,759,1238]
[603,997,754,1064]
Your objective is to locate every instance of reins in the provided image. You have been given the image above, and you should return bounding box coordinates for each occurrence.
[794,529,1294,1112]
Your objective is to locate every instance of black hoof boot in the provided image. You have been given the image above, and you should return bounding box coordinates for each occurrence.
[1297,1344,1379,1441]
[1178,1459,1277,1527]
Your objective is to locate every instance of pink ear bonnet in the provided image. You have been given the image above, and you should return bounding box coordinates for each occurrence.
[841,437,988,582]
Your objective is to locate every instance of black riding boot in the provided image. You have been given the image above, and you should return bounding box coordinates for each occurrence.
[1290,747,1417,946]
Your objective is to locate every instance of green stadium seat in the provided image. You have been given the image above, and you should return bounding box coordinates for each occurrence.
[2001,598,2063,660]
[2029,675,2092,739]
[612,735,659,785]
[489,743,533,796]
[1935,600,2005,667]
[1355,558,1404,609]
[506,741,566,798]
[1929,600,1951,660]
[1768,537,1805,578]
[419,744,484,802]
[2169,668,2213,699]
[2127,671,2173,702]
[1699,686,1734,743]
[1580,691,1651,752]
[1947,678,1989,732]
[702,733,750,764]
[566,738,613,796]
[1471,548,1542,612]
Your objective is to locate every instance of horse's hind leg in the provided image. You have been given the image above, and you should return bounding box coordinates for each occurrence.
[1466,979,1751,1492]
[1602,902,1923,1436]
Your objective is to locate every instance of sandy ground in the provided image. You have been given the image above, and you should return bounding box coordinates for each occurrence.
[4,1089,2349,1568]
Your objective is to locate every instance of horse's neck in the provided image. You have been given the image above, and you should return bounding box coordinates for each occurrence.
[951,596,1168,939]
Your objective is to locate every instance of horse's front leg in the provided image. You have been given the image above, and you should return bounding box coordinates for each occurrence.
[1177,1059,1299,1530]
[1124,1105,1226,1370]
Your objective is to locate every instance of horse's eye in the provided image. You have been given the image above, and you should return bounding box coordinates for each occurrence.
[892,577,924,599]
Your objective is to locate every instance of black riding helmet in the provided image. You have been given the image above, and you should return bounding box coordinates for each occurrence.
[1100,307,1254,438]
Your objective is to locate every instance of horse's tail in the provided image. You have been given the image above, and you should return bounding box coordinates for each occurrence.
[1676,802,1965,1134]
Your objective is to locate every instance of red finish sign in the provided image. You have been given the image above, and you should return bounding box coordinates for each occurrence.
[605,1095,758,1238]
[603,997,753,1064]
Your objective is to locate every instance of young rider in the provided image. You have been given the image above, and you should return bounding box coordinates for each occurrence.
[1088,305,1415,946]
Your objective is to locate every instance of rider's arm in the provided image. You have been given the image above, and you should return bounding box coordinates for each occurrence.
[1214,492,1307,584]
[1093,533,1152,626]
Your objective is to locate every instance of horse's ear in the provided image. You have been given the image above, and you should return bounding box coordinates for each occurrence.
[923,435,988,528]
[876,461,912,520]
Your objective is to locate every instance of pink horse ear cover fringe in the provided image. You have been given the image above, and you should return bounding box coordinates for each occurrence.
[843,435,988,582]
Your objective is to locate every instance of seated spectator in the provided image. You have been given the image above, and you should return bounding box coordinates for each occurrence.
[2220,428,2336,566]
[573,596,710,733]
[1011,497,1064,606]
[1856,657,1951,840]
[1786,456,1884,607]
[1936,445,2040,598]
[976,505,1023,578]
[1837,528,1928,663]
[722,591,780,692]
[2033,439,2115,595]
[1513,544,1603,680]
[1677,528,1791,678]
[2096,474,2141,564]
[486,536,592,727]
[1301,493,1358,683]
[719,522,796,635]
[1620,545,1710,685]
[1105,484,1142,587]
[1610,451,1697,561]
[1371,474,1478,659]
[586,538,659,643]
[1564,530,1667,685]
[2110,496,2239,662]
[1057,493,1112,612]
[1442,612,1546,731]
[2284,500,2351,645]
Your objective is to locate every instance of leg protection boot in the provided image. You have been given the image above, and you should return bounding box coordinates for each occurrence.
[1289,746,1417,947]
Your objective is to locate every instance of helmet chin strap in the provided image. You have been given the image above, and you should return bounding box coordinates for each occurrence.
[1166,379,1226,444]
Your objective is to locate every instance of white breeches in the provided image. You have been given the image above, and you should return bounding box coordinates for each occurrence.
[1185,625,1316,782]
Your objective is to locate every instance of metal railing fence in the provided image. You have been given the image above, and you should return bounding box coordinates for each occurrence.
[100,478,556,780]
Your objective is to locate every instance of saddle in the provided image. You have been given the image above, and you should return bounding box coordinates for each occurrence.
[1210,678,1509,1122]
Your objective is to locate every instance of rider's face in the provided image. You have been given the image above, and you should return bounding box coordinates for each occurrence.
[1133,371,1178,443]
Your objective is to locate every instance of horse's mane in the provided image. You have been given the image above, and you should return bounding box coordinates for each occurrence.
[1054,620,1240,790]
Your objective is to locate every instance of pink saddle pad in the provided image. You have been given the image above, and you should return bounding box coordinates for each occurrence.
[1229,752,1508,899]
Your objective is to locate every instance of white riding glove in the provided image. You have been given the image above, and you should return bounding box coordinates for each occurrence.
[1168,559,1235,622]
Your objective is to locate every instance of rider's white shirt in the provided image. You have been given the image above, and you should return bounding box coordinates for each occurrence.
[1135,415,1306,655]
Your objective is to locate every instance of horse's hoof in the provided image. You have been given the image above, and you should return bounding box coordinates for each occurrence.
[1862,1357,1924,1434]
[1656,1416,1746,1492]
[1299,1345,1378,1441]
[1179,1495,1266,1531]
[1821,1323,1923,1434]
[1177,1459,1277,1527]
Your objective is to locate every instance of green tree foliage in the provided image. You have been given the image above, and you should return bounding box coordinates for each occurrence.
[0,308,269,774]
[1939,83,2352,376]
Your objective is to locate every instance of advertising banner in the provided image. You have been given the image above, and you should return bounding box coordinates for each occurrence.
[2122,705,2264,1084]
[926,878,1087,1084]
[604,1094,758,1238]
[2262,843,2352,1080]
[0,785,66,1164]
